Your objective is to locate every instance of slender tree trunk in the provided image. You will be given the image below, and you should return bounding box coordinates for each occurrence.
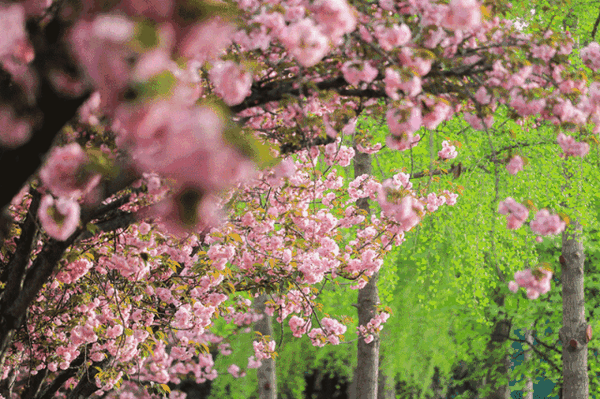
[484,293,511,399]
[523,326,534,399]
[428,367,444,399]
[353,150,379,399]
[253,294,277,399]
[559,221,588,399]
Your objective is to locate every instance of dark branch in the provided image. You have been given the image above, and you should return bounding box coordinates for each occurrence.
[35,348,91,399]
[0,17,90,215]
[21,368,47,399]
[409,140,554,180]
[65,358,109,399]
[77,210,136,242]
[592,7,600,40]
[0,189,41,304]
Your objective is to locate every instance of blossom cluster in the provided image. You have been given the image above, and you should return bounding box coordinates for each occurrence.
[1,0,598,396]
[357,312,391,344]
[508,268,553,299]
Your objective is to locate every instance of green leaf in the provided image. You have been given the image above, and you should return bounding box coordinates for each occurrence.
[134,20,159,49]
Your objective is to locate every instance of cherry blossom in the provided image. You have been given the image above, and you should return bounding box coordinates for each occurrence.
[443,0,482,31]
[39,143,101,199]
[1,0,600,395]
[38,195,80,241]
[506,155,524,175]
[438,140,458,160]
[498,197,529,230]
[508,267,552,300]
[281,19,329,67]
[557,132,589,158]
[209,61,252,106]
[530,209,566,236]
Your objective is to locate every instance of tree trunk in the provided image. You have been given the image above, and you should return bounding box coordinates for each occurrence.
[253,294,277,399]
[348,367,357,399]
[353,150,379,399]
[559,221,588,399]
[428,367,444,399]
[523,326,534,399]
[484,293,511,399]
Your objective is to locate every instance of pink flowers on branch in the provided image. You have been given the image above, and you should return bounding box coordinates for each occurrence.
[498,197,529,230]
[1,0,599,396]
[438,140,458,160]
[508,267,553,300]
[506,155,524,175]
[530,209,566,236]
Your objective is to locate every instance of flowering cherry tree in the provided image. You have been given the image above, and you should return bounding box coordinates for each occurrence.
[0,0,599,397]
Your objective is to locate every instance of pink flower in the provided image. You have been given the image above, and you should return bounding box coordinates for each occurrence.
[180,18,235,63]
[426,193,446,212]
[510,93,546,117]
[530,209,565,236]
[422,100,453,130]
[0,4,30,59]
[312,0,356,42]
[106,325,123,339]
[378,189,423,231]
[506,155,524,175]
[341,61,378,86]
[531,44,556,62]
[228,364,241,378]
[474,86,491,104]
[386,105,422,137]
[247,356,262,369]
[443,0,482,31]
[138,222,151,235]
[38,195,80,241]
[438,140,458,159]
[581,42,600,70]
[321,317,347,335]
[508,267,552,299]
[40,143,101,198]
[464,112,493,130]
[0,105,32,148]
[442,190,458,206]
[374,23,411,51]
[498,197,528,230]
[282,19,329,67]
[209,61,252,106]
[557,133,589,158]
[56,259,93,284]
[398,48,432,76]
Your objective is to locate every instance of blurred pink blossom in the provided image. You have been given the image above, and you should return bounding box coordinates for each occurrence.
[38,195,80,241]
[506,155,524,175]
[438,140,458,159]
[530,209,565,236]
[508,268,552,299]
[498,197,528,229]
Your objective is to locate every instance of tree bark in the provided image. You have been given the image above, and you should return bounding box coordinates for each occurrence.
[484,293,511,399]
[523,326,534,399]
[559,221,588,399]
[353,150,379,399]
[253,294,277,399]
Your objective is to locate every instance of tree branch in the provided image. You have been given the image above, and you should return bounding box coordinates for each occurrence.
[0,189,41,298]
[35,347,91,399]
[592,7,600,40]
[0,17,90,214]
